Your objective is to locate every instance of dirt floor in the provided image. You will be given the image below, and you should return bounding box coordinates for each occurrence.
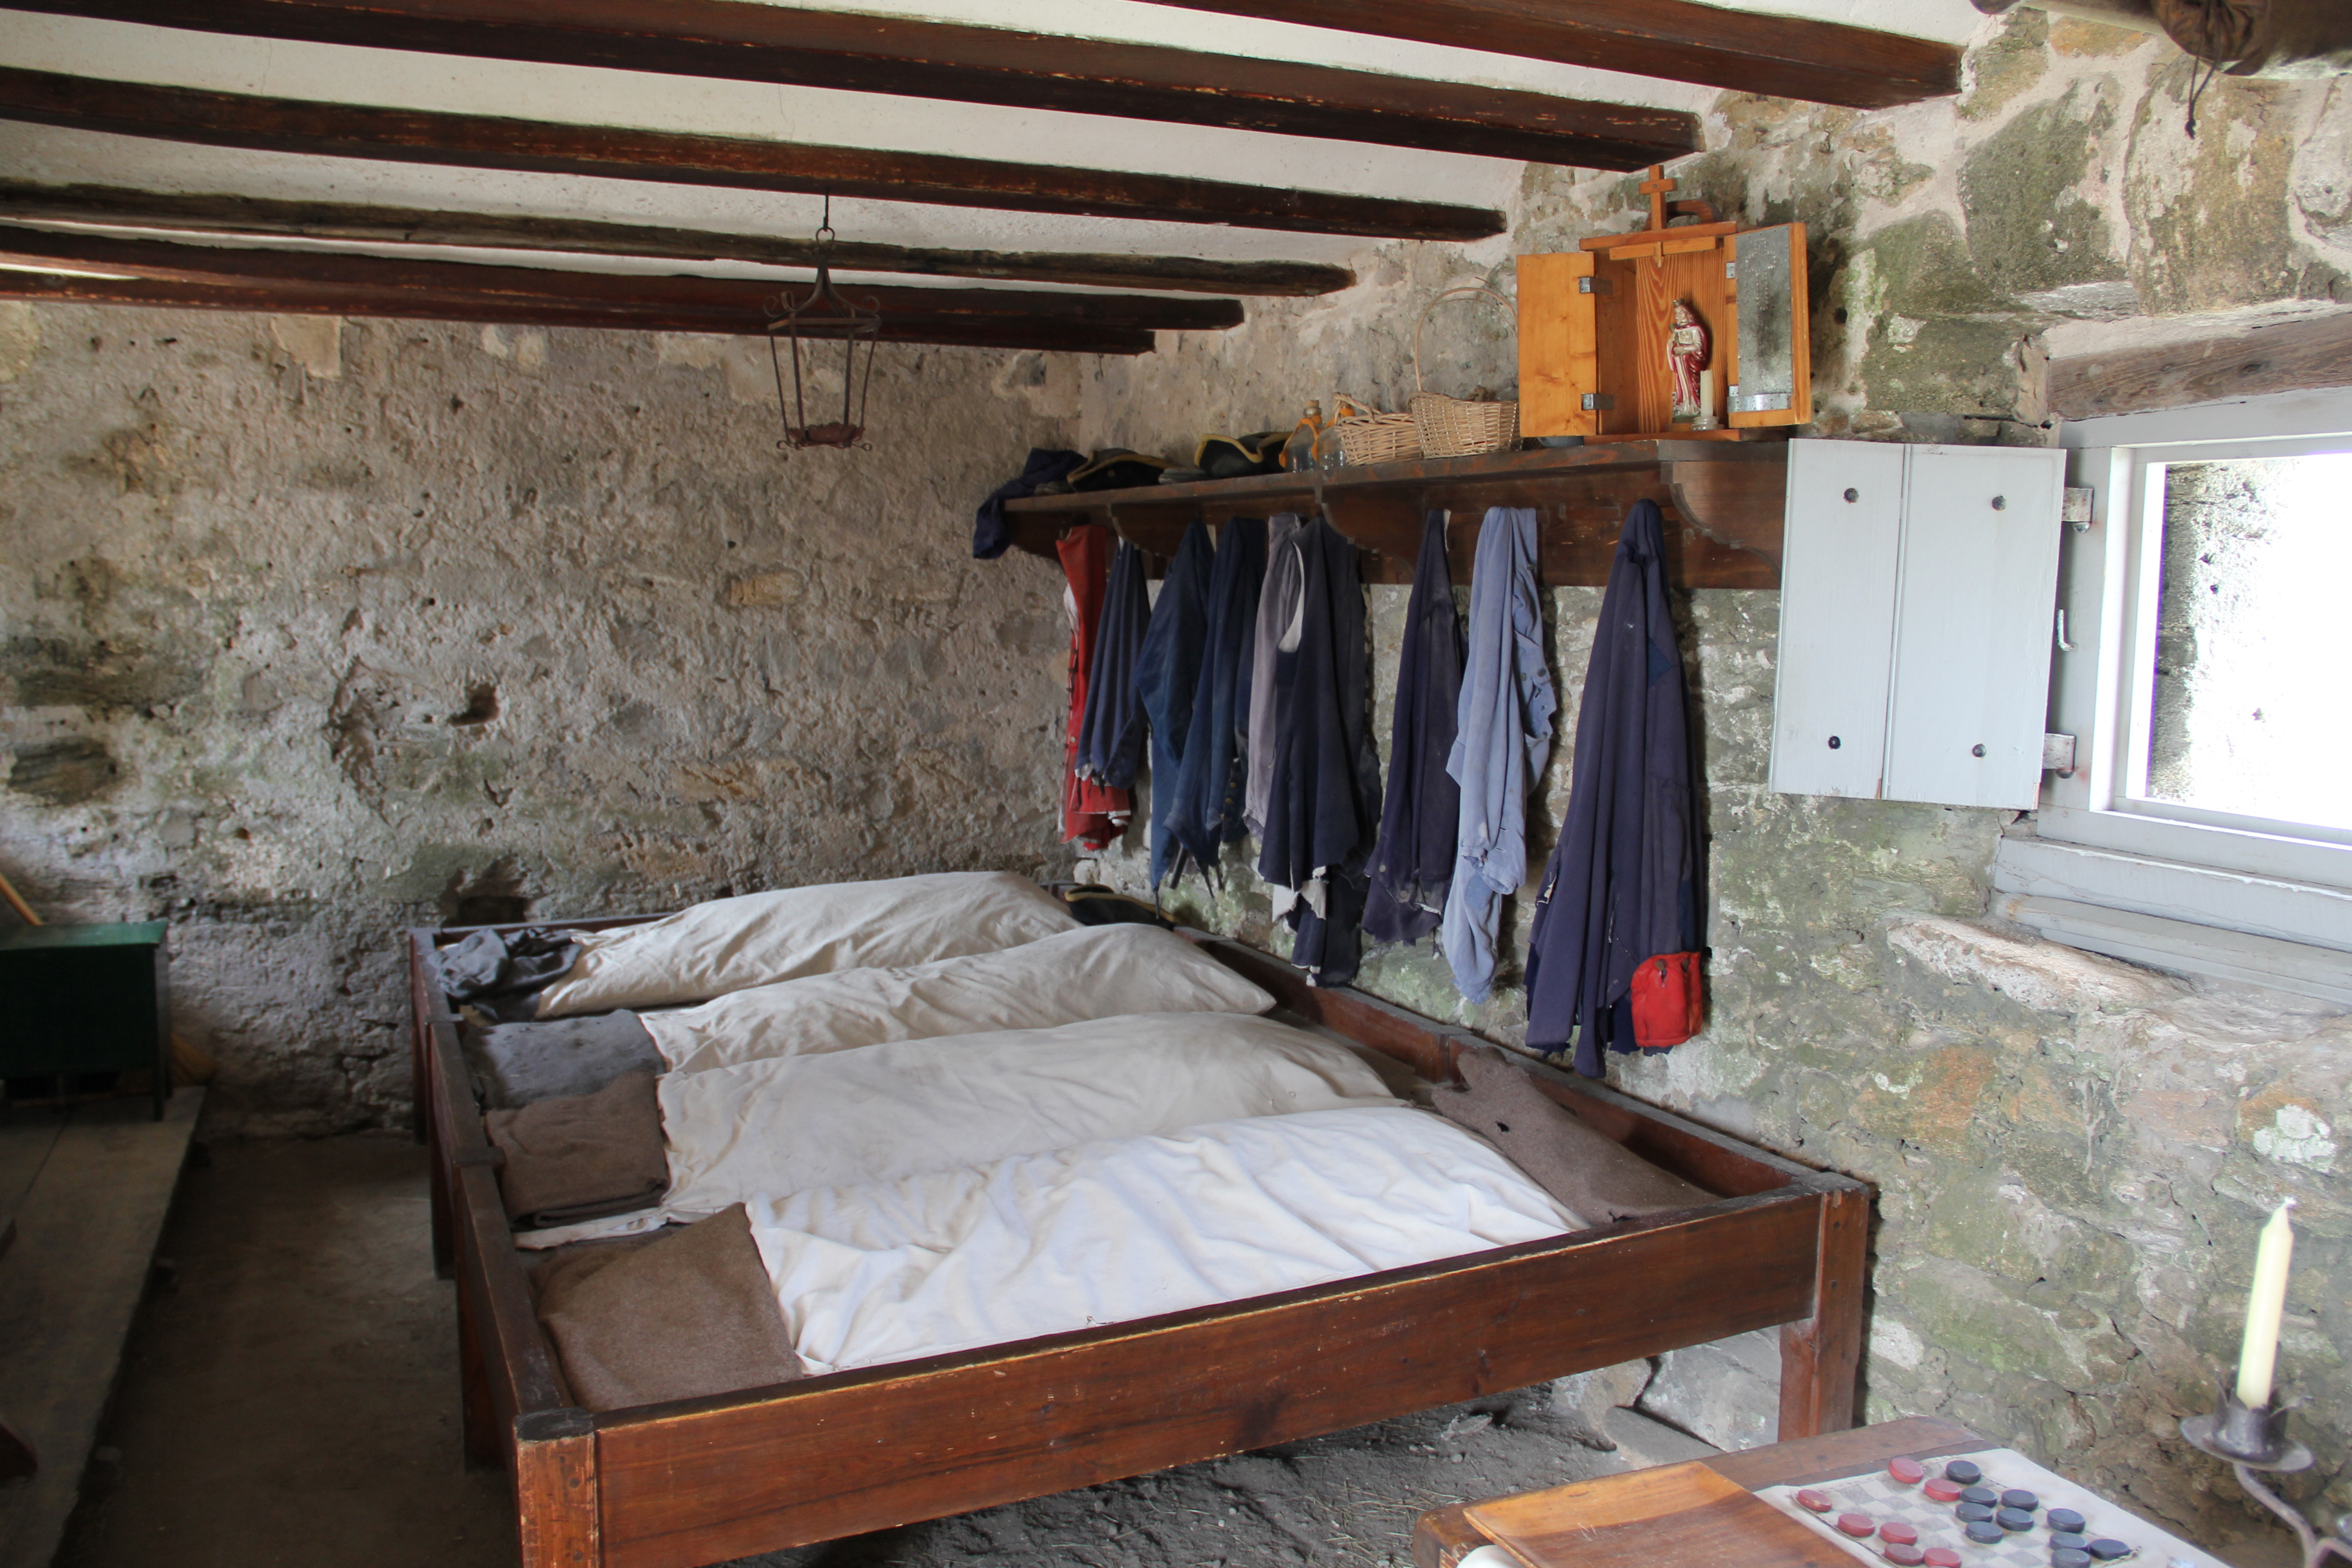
[53,1137,1629,1568]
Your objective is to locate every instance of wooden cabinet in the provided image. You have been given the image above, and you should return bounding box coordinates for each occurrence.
[0,922,170,1117]
[1769,441,2066,811]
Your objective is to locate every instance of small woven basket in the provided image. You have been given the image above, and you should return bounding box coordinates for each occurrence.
[1410,285,1519,459]
[1328,394,1421,466]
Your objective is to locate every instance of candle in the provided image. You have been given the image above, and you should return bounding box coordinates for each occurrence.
[1700,367,1716,414]
[2234,1199,2297,1407]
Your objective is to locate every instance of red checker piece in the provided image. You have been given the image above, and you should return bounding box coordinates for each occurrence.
[1838,1514,1878,1539]
[1881,1523,1921,1545]
[1923,1552,1963,1568]
[1797,1490,1836,1514]
[1889,1458,1928,1485]
[1924,1479,1965,1504]
[1886,1547,1927,1565]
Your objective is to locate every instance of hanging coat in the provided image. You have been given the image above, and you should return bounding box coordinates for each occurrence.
[1054,526,1130,850]
[1256,516,1382,987]
[1076,539,1150,790]
[1365,512,1464,947]
[1166,517,1267,879]
[1134,520,1215,890]
[1523,500,1705,1078]
[1441,507,1558,1004]
[1242,513,1308,841]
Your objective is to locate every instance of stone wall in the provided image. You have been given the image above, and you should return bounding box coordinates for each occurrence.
[0,304,1081,1133]
[1068,13,2350,1556]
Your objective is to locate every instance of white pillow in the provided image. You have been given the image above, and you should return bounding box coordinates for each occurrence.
[659,1011,1396,1218]
[534,872,1076,1019]
[644,923,1275,1073]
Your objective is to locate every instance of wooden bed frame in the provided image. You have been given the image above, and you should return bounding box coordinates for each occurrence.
[408,915,1871,1568]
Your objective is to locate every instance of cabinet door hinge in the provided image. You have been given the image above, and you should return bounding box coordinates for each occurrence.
[2062,486,2094,530]
[2042,733,2078,774]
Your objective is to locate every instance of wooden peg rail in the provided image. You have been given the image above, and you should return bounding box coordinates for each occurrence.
[1000,439,1788,590]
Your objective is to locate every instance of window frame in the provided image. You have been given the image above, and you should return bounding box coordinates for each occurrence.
[1993,386,2352,1002]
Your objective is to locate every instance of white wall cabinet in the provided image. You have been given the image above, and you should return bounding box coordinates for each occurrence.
[1769,440,2066,811]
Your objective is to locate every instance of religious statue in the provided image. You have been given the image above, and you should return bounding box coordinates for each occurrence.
[1667,300,1711,423]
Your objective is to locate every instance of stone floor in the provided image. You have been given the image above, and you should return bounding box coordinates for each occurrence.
[49,1137,1634,1568]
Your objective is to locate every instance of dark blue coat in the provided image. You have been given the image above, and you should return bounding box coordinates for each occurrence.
[1077,539,1150,789]
[1365,512,1463,946]
[1135,520,1215,890]
[1524,500,1705,1076]
[1167,517,1267,879]
[1256,516,1382,986]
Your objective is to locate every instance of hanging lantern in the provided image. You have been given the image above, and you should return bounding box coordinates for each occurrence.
[764,197,878,453]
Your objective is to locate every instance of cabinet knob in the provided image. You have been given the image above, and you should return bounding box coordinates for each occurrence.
[1971,744,1987,758]
[1990,495,2007,510]
[1827,735,1842,750]
[1842,488,1859,503]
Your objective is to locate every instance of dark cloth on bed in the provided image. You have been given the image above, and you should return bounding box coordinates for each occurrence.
[1365,512,1464,947]
[1524,500,1705,1077]
[461,1011,665,1109]
[1432,1046,1712,1225]
[1255,516,1382,988]
[485,1070,669,1229]
[1076,539,1151,790]
[971,446,1084,560]
[432,926,583,1022]
[538,1205,806,1412]
[1135,519,1215,890]
[1166,516,1267,879]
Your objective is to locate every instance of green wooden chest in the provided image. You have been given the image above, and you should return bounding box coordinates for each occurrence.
[0,922,170,1118]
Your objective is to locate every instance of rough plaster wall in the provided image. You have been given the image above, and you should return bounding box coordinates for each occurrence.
[0,302,1081,1134]
[1067,13,2350,1554]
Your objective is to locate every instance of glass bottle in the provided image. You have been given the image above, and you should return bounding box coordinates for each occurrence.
[1282,400,1326,474]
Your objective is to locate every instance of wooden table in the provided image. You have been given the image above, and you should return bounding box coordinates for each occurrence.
[1415,1417,1985,1568]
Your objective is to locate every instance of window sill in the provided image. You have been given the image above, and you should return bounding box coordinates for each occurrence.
[1992,818,2352,1005]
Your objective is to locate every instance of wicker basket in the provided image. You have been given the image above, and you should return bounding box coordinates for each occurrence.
[1328,394,1421,466]
[1410,286,1520,459]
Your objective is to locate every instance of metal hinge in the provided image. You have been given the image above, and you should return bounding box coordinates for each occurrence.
[2063,486,2094,531]
[1725,260,1737,279]
[1581,393,1615,411]
[2043,733,2078,775]
[1577,275,1615,296]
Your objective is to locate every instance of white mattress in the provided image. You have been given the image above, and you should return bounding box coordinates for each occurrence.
[745,1104,1578,1376]
[534,872,1078,1018]
[659,1012,1396,1220]
[642,923,1275,1073]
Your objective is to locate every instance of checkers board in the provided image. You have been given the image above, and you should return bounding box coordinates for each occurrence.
[1754,1447,2224,1568]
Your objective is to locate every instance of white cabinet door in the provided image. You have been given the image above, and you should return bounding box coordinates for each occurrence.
[1770,441,2064,811]
[1770,440,1907,798]
[1884,447,2065,809]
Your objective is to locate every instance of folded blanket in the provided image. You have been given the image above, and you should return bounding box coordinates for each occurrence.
[463,1011,665,1108]
[539,1205,805,1412]
[1432,1046,1713,1223]
[659,1011,1396,1220]
[745,1105,1575,1376]
[643,922,1275,1074]
[485,1071,670,1228]
[533,872,1079,1019]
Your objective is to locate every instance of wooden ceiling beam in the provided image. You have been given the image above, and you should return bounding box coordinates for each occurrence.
[0,225,1245,335]
[0,67,1503,241]
[0,182,1358,297]
[1133,0,1963,110]
[0,269,1162,353]
[14,0,1699,170]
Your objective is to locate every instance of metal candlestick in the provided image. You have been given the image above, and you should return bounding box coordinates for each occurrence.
[2180,1383,2347,1568]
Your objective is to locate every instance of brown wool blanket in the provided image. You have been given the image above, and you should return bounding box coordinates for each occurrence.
[1432,1046,1714,1226]
[485,1069,669,1229]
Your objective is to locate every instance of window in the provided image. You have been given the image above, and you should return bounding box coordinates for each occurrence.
[1991,387,2352,1004]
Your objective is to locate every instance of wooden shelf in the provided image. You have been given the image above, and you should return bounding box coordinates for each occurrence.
[1002,437,1789,589]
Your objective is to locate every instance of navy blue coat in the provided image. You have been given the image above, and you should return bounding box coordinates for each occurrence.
[1523,500,1705,1076]
[1365,512,1463,946]
[1135,520,1215,890]
[1167,517,1267,879]
[1256,516,1382,986]
[1077,539,1151,790]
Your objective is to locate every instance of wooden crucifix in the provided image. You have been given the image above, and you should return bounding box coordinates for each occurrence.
[1640,164,1677,233]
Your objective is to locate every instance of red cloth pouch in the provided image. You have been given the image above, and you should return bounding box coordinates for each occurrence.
[1630,951,1704,1049]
